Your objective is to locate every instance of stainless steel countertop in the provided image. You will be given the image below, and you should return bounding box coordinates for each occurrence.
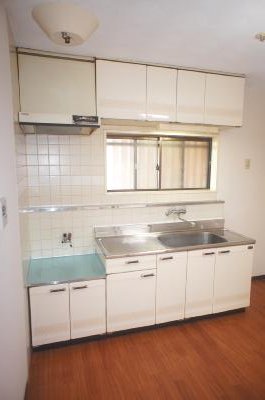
[95,222,255,259]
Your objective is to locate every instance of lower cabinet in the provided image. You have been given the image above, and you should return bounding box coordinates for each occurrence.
[156,252,187,323]
[185,249,216,318]
[70,280,106,339]
[30,284,70,347]
[185,245,254,319]
[29,244,255,346]
[213,245,254,313]
[30,279,106,347]
[107,269,156,332]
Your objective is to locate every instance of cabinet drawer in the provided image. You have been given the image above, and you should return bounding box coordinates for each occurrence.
[188,248,217,258]
[216,245,254,255]
[157,251,187,264]
[105,254,157,274]
[30,283,69,295]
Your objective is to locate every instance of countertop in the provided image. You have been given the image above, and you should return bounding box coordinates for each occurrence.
[27,253,106,287]
[96,229,256,259]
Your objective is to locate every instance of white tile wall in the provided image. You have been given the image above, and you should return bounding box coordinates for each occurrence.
[15,128,30,276]
[22,130,223,258]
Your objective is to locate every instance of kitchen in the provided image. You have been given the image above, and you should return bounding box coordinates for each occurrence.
[1,1,265,399]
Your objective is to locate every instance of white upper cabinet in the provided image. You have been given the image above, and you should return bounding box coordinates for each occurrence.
[96,60,146,120]
[18,53,96,115]
[146,66,177,122]
[176,70,206,123]
[204,74,245,126]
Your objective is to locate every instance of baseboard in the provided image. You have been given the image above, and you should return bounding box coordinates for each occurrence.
[252,274,265,280]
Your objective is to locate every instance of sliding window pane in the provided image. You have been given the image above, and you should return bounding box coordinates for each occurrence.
[183,141,209,188]
[107,138,134,190]
[136,139,158,189]
[161,140,183,189]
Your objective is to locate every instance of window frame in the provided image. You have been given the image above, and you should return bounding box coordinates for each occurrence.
[106,134,212,192]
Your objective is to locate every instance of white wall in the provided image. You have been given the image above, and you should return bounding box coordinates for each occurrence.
[218,76,265,276]
[0,5,28,400]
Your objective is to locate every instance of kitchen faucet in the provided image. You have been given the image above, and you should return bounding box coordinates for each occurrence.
[165,208,196,227]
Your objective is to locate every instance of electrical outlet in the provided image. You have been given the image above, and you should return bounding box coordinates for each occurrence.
[245,159,251,170]
[0,197,7,230]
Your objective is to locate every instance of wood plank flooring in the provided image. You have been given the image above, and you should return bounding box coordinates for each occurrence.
[26,279,265,400]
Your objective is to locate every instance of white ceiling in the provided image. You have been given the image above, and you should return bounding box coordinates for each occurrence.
[4,0,265,80]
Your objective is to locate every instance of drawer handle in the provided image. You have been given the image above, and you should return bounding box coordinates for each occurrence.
[248,246,253,250]
[50,288,66,293]
[218,250,230,254]
[203,252,215,256]
[126,260,139,264]
[72,285,88,290]
[141,273,155,278]
[160,256,174,261]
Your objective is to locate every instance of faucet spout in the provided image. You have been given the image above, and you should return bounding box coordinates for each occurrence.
[165,207,196,227]
[178,215,196,227]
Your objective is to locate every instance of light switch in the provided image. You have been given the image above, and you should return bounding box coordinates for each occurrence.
[0,197,7,230]
[244,159,251,170]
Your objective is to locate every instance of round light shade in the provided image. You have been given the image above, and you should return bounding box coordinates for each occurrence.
[32,2,99,46]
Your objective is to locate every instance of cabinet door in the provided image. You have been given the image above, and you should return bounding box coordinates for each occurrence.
[29,284,70,347]
[18,54,96,115]
[213,245,254,313]
[96,60,146,120]
[156,252,187,323]
[204,74,245,126]
[176,70,206,123]
[70,280,106,339]
[107,269,156,332]
[185,249,216,318]
[146,66,177,122]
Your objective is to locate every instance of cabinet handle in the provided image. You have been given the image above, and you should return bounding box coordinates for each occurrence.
[160,256,174,261]
[72,285,88,290]
[50,288,66,293]
[203,252,215,256]
[140,273,155,278]
[126,260,139,264]
[248,246,253,250]
[218,250,230,254]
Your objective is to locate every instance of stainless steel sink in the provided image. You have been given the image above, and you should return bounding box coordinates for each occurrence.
[158,231,227,248]
[97,235,165,256]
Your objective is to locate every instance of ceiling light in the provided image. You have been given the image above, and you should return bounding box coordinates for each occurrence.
[32,2,99,46]
[255,32,265,42]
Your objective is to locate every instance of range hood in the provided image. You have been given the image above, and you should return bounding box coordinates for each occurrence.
[19,112,100,135]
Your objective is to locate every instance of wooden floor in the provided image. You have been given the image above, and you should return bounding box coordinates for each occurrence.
[26,279,265,400]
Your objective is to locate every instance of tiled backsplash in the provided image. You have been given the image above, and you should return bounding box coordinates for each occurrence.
[25,131,105,206]
[27,203,224,259]
[19,130,223,259]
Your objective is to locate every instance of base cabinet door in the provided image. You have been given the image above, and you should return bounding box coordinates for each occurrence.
[70,280,106,339]
[156,252,187,323]
[213,245,254,313]
[185,249,216,318]
[107,269,156,332]
[30,284,70,347]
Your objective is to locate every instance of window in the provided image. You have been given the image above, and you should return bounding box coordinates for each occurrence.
[106,135,212,191]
